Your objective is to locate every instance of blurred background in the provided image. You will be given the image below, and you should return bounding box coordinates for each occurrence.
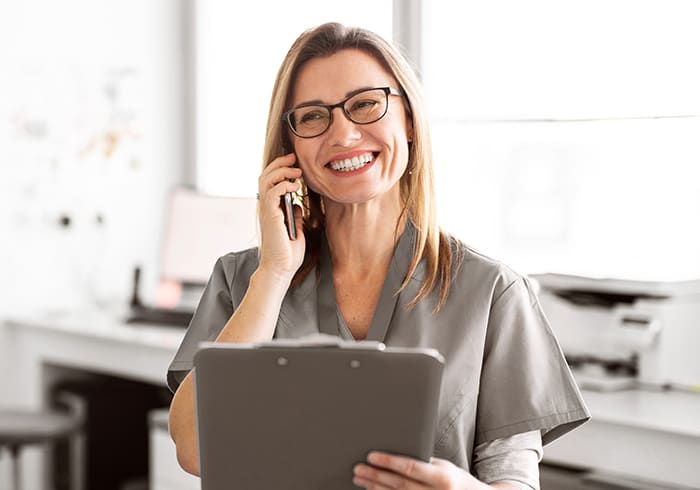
[1,1,699,489]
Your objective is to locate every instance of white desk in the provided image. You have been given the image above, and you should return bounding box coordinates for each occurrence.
[544,388,700,489]
[2,310,183,393]
[2,313,700,490]
[0,311,187,490]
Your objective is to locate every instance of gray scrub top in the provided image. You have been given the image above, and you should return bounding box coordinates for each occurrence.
[167,221,590,471]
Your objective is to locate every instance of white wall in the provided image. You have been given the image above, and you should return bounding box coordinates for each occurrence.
[0,0,187,316]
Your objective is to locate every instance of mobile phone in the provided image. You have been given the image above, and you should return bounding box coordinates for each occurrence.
[282,190,296,240]
[281,151,298,240]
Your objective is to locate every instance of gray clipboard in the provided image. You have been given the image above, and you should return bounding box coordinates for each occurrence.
[193,339,444,490]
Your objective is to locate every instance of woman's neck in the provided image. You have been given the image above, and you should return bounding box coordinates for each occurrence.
[324,197,405,279]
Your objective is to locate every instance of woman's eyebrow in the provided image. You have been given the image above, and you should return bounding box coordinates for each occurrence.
[294,99,324,108]
[293,86,378,108]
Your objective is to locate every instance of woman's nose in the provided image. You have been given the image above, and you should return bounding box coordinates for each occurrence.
[325,107,361,146]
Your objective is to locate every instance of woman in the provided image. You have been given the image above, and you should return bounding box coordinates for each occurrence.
[167,22,589,489]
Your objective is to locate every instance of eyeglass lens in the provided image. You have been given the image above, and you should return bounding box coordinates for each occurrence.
[288,88,389,138]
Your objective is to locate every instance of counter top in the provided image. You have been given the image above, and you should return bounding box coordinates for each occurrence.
[545,386,700,488]
[579,386,700,438]
[3,309,187,351]
[3,312,700,488]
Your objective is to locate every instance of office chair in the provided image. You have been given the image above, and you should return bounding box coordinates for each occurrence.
[0,393,84,490]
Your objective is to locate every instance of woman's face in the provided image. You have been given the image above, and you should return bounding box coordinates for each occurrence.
[288,49,412,206]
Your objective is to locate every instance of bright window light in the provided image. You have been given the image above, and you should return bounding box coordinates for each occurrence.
[196,1,393,197]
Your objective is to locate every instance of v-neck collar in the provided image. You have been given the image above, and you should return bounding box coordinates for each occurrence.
[316,221,416,342]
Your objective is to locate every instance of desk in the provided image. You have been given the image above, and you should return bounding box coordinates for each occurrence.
[543,388,700,489]
[3,314,700,489]
[0,311,185,490]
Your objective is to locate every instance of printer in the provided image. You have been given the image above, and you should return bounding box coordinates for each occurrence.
[531,273,700,390]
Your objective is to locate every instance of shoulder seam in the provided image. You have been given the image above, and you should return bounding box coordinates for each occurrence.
[491,277,523,308]
[224,253,237,292]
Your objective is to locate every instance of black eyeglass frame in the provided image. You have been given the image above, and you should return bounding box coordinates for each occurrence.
[282,86,405,139]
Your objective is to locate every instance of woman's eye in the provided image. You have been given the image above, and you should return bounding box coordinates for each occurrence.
[299,110,326,124]
[351,100,377,111]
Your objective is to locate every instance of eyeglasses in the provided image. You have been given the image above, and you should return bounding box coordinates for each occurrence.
[282,86,404,138]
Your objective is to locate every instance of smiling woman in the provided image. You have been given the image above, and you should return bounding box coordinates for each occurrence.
[167,21,589,490]
[287,50,412,207]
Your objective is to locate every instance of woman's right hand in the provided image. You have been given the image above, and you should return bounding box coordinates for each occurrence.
[256,152,305,282]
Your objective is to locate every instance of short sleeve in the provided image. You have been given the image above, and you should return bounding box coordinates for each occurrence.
[475,277,590,446]
[472,430,542,490]
[166,256,235,393]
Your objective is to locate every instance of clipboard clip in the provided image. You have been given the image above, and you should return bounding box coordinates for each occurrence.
[255,334,386,351]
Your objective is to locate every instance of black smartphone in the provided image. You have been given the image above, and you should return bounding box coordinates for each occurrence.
[281,148,298,240]
[282,189,296,240]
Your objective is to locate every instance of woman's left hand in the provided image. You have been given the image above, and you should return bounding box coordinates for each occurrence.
[353,452,483,489]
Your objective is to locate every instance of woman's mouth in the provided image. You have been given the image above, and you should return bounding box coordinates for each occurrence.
[326,152,376,172]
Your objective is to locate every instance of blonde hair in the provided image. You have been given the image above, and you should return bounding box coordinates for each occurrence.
[262,22,462,312]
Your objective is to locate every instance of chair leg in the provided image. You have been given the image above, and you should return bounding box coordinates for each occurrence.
[9,444,21,490]
[56,390,86,490]
[69,430,86,490]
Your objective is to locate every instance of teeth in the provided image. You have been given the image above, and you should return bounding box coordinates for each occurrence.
[329,152,374,172]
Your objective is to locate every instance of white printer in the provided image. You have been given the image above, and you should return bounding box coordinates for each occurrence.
[531,273,700,390]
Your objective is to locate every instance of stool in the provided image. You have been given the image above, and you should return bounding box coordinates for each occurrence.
[0,405,82,490]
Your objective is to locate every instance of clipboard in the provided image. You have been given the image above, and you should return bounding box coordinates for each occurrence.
[193,338,444,490]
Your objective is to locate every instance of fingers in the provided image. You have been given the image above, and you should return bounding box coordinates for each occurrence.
[353,466,423,489]
[353,452,460,489]
[261,179,300,208]
[366,452,438,483]
[352,474,397,490]
[258,153,301,202]
[353,455,431,489]
[428,457,453,468]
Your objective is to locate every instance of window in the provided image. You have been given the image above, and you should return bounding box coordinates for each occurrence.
[423,1,700,119]
[195,1,393,197]
[425,1,700,280]
[194,1,700,281]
